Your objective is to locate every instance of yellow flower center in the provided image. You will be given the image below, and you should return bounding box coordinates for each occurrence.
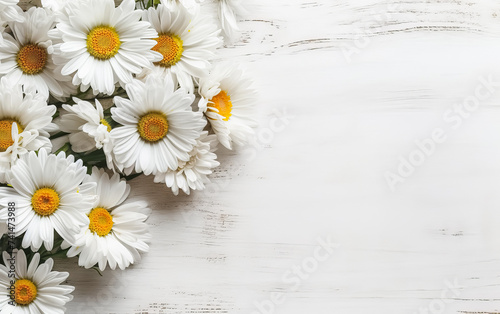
[137,112,169,142]
[15,279,37,305]
[88,207,113,237]
[209,91,233,121]
[0,119,23,152]
[31,188,60,216]
[100,119,112,132]
[16,44,47,75]
[86,26,121,60]
[152,34,183,67]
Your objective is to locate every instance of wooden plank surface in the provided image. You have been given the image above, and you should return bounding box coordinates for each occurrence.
[13,0,500,313]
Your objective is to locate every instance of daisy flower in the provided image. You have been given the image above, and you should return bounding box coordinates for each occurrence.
[58,98,115,170]
[154,131,219,195]
[49,0,161,95]
[198,63,257,149]
[64,167,151,271]
[0,149,97,251]
[142,1,221,93]
[0,250,74,313]
[0,7,74,100]
[110,76,206,175]
[0,78,57,183]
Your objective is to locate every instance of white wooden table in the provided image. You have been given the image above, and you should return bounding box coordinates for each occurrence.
[52,0,500,313]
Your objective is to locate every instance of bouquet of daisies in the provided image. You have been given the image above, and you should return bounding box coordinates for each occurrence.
[0,0,256,312]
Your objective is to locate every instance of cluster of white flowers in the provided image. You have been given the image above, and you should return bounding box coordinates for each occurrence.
[0,0,256,312]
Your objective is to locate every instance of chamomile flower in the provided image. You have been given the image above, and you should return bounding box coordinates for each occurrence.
[0,149,96,251]
[0,7,74,101]
[49,0,161,95]
[110,76,206,175]
[142,1,221,93]
[0,250,74,313]
[154,131,219,195]
[64,167,151,271]
[58,98,116,170]
[198,64,257,149]
[0,79,57,183]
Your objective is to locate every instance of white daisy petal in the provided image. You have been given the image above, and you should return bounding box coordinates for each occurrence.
[0,0,24,42]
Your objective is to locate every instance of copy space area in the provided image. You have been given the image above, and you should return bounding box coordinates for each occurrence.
[62,1,500,313]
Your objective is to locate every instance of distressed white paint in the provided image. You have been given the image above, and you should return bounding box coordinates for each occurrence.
[25,0,500,313]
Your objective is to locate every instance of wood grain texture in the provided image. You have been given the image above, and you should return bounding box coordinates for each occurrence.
[13,0,500,313]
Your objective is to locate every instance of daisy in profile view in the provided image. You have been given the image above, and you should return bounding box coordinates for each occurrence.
[198,63,257,150]
[0,250,74,313]
[154,131,220,195]
[0,78,57,183]
[58,98,115,170]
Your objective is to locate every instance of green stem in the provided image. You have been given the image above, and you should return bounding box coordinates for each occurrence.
[54,143,71,155]
[50,131,69,140]
[122,172,142,181]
